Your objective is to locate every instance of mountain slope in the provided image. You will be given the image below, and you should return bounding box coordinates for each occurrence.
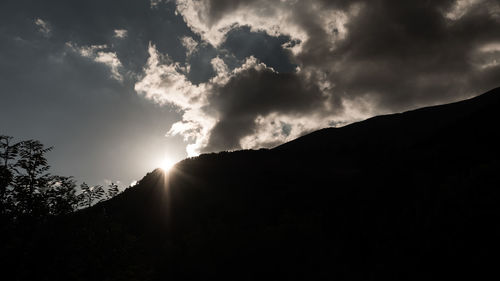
[6,87,500,280]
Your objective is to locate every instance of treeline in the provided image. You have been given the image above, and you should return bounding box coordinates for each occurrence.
[0,135,121,222]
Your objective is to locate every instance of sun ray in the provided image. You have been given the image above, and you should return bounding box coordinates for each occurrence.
[159,157,175,172]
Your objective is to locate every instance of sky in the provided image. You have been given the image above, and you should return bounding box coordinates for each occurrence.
[1,0,500,186]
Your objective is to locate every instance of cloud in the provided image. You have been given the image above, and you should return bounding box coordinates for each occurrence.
[203,56,330,152]
[160,0,500,154]
[135,43,349,154]
[34,18,51,36]
[444,0,485,20]
[221,26,297,73]
[134,42,338,155]
[175,0,308,53]
[135,43,215,156]
[182,0,498,105]
[150,0,166,8]
[113,29,128,39]
[471,42,500,69]
[181,36,199,57]
[66,43,124,81]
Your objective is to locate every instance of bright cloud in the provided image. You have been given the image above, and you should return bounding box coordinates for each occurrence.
[113,29,128,39]
[133,0,500,156]
[134,40,361,154]
[134,43,332,155]
[472,42,500,69]
[181,36,199,57]
[445,0,482,20]
[175,0,308,52]
[66,43,124,81]
[34,18,51,36]
[135,43,216,156]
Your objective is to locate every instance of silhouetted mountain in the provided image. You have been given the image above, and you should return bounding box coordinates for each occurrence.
[3,87,500,280]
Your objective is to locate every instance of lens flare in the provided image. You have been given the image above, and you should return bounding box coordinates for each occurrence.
[160,157,175,172]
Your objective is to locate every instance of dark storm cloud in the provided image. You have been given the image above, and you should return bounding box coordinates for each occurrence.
[222,26,297,73]
[185,42,218,84]
[299,0,500,110]
[172,0,500,153]
[184,0,500,111]
[203,65,326,152]
[297,0,499,110]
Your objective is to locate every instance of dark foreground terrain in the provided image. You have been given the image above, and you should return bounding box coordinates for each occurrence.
[3,87,500,280]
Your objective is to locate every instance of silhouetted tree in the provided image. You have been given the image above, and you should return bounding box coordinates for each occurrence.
[0,135,18,218]
[79,183,105,208]
[1,136,86,219]
[0,135,18,168]
[0,136,18,201]
[46,176,79,215]
[106,182,120,200]
[12,140,53,218]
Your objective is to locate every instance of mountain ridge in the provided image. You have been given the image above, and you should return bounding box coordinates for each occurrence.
[5,87,500,280]
[276,86,500,154]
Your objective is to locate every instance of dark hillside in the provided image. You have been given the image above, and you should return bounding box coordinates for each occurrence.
[4,87,500,280]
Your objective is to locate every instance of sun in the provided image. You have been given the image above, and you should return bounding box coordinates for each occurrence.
[159,157,175,172]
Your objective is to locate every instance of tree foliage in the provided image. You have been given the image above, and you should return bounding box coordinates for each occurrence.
[0,135,122,221]
[0,136,17,204]
[13,140,53,217]
[78,183,105,208]
[106,182,120,200]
